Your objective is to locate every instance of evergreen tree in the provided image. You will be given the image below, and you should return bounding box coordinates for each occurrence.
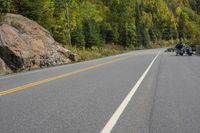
[135,0,143,47]
[71,25,85,48]
[178,13,187,40]
[143,27,151,47]
[0,0,11,14]
[51,0,68,44]
[83,20,101,48]
[14,0,44,21]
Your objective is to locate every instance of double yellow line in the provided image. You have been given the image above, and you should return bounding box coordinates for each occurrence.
[0,57,128,97]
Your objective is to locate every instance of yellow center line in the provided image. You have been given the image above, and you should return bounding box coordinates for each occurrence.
[0,57,129,97]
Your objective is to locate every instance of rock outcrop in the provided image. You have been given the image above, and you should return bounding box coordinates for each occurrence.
[0,13,75,75]
[0,58,12,75]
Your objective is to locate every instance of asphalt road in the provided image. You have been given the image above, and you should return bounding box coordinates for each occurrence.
[0,49,200,133]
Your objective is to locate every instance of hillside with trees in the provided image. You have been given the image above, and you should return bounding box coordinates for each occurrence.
[1,0,200,57]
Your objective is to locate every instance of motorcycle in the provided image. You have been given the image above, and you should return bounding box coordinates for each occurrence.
[176,48,184,56]
[175,43,193,56]
[185,46,193,56]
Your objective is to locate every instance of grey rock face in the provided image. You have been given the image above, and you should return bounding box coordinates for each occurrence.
[0,14,76,75]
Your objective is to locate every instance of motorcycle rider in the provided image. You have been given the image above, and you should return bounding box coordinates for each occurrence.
[175,43,184,50]
[175,43,193,56]
[175,43,184,56]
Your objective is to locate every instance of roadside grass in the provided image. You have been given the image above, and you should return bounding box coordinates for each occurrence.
[66,42,172,62]
[66,44,130,61]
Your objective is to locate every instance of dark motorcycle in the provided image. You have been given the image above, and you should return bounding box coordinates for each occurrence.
[175,43,193,56]
[185,45,193,56]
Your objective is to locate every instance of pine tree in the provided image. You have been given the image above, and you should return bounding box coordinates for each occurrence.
[178,13,186,40]
[14,0,44,21]
[0,0,11,14]
[71,25,85,48]
[83,20,101,48]
[51,0,68,44]
[135,0,143,47]
[143,27,151,47]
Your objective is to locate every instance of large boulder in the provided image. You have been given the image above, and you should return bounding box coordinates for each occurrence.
[0,58,12,75]
[0,14,73,75]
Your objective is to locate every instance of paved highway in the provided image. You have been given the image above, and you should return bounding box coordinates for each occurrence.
[0,49,200,133]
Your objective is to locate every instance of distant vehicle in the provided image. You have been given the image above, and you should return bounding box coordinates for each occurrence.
[175,43,193,56]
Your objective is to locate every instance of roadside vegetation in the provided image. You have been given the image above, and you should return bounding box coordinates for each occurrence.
[1,0,200,61]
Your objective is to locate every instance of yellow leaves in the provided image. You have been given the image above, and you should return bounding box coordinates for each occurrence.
[79,1,103,22]
[175,7,182,16]
[70,11,79,30]
[69,0,105,30]
[185,21,200,43]
[42,0,55,25]
[96,3,109,19]
[141,11,153,27]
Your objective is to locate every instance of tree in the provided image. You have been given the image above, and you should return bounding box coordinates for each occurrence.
[135,0,143,47]
[0,0,11,14]
[71,25,85,48]
[14,0,44,21]
[83,20,101,48]
[51,0,68,44]
[178,12,187,40]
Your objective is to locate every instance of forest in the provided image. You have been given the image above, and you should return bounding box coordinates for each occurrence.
[0,0,200,53]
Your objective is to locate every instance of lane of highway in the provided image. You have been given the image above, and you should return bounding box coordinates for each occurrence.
[0,49,159,133]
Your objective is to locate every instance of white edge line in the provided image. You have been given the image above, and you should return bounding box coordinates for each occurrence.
[100,50,161,133]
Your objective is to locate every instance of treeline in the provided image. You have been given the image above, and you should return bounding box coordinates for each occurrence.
[1,0,200,48]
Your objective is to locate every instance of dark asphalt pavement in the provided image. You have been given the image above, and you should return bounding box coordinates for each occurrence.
[0,49,200,133]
